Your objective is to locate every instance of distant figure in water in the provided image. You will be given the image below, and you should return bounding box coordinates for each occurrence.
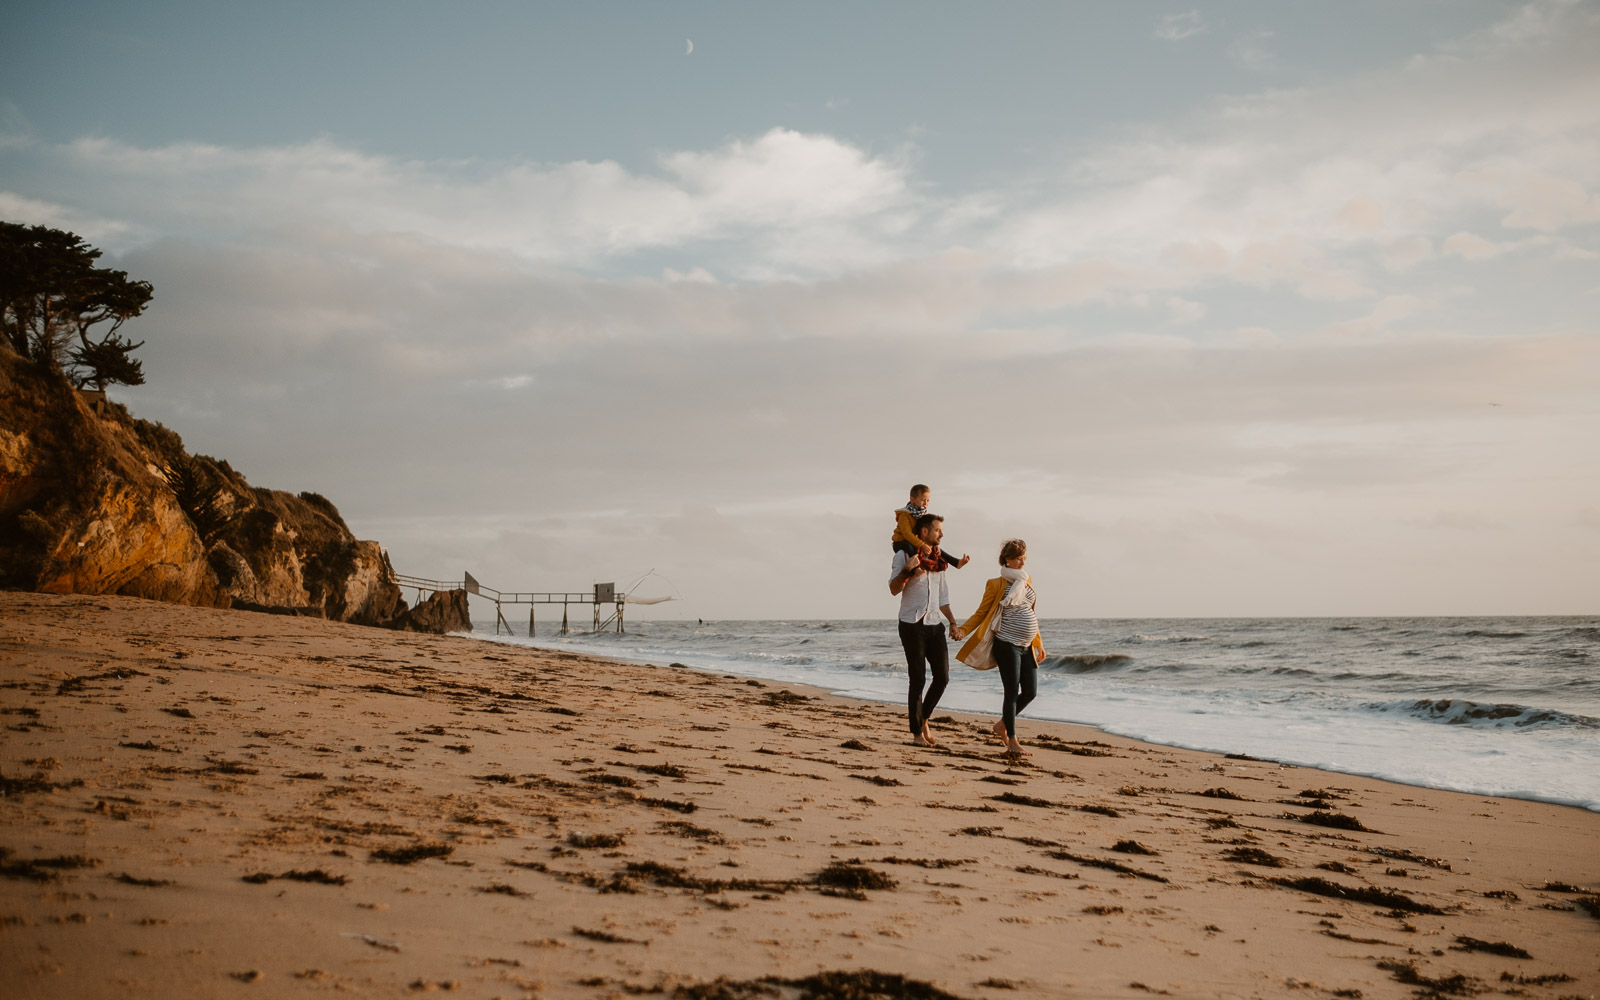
[698,619,703,625]
[890,483,970,569]
[888,513,965,747]
[958,538,1045,757]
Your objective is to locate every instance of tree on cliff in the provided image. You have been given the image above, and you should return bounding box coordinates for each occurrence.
[0,222,153,390]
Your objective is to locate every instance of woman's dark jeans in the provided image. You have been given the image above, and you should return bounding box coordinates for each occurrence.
[993,638,1037,738]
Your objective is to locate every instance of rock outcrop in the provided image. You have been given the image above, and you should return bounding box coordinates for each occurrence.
[0,349,406,626]
[393,589,472,634]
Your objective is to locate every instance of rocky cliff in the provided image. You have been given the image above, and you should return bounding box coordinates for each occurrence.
[0,349,408,626]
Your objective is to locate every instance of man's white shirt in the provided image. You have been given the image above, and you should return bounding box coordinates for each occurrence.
[890,551,948,626]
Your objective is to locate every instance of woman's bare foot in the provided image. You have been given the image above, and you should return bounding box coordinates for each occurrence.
[913,733,936,747]
[992,719,1007,739]
[1005,737,1031,756]
[919,721,940,747]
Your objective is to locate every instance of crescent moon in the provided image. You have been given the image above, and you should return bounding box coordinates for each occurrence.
[686,38,693,55]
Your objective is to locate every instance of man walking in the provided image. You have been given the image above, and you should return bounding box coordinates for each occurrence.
[888,513,964,747]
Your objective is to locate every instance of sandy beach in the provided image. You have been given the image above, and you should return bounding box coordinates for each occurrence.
[2,592,1597,999]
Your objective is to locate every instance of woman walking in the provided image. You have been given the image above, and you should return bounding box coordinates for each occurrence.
[957,539,1046,756]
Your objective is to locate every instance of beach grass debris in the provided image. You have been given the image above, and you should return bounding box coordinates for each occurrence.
[1270,876,1444,914]
[1480,889,1518,901]
[762,689,810,706]
[0,771,83,796]
[852,774,904,787]
[584,773,640,788]
[1293,811,1377,833]
[479,883,529,897]
[1375,960,1481,997]
[241,869,348,885]
[369,843,453,865]
[1499,972,1574,986]
[976,979,1019,990]
[1077,804,1121,817]
[161,706,194,718]
[959,826,1001,837]
[1223,847,1285,867]
[284,771,326,780]
[839,739,873,751]
[1449,936,1530,959]
[1,854,96,881]
[872,857,971,869]
[573,926,647,944]
[1198,787,1249,800]
[1045,851,1168,883]
[979,775,1023,786]
[1110,840,1158,856]
[670,969,970,1000]
[118,741,170,751]
[990,792,1055,808]
[1083,904,1123,915]
[656,820,726,844]
[201,758,259,775]
[1014,864,1080,882]
[633,795,697,813]
[111,873,173,887]
[1367,847,1449,870]
[635,763,689,778]
[567,832,625,849]
[1205,817,1239,829]
[1535,880,1595,894]
[815,862,897,892]
[1318,861,1359,874]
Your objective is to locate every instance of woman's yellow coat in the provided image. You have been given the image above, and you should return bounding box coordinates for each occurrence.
[957,575,1046,668]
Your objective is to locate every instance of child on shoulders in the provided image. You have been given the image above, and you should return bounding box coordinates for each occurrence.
[891,483,970,570]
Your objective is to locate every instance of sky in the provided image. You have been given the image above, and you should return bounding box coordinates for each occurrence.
[2,1,1597,619]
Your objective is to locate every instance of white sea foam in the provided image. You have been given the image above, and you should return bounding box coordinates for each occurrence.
[467,614,1600,812]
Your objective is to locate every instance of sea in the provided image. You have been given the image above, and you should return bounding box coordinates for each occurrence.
[464,616,1600,813]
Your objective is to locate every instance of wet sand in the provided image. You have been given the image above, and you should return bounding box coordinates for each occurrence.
[2,592,1597,999]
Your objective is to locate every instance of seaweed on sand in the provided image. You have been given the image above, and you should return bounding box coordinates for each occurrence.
[1375,960,1482,997]
[369,843,453,865]
[815,863,897,891]
[990,792,1055,808]
[1044,851,1168,883]
[1222,847,1285,867]
[671,970,970,1000]
[1449,936,1530,959]
[242,869,349,885]
[1293,811,1377,833]
[1270,876,1444,914]
[567,832,625,849]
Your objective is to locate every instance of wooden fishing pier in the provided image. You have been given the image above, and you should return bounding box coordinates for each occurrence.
[391,571,628,636]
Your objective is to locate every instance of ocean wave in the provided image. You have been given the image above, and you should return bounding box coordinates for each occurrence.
[1125,634,1211,644]
[1040,653,1133,674]
[1561,626,1600,640]
[1228,640,1275,649]
[1462,629,1530,639]
[1377,698,1600,732]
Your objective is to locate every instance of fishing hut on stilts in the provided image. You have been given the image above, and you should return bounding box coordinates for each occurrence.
[390,571,666,636]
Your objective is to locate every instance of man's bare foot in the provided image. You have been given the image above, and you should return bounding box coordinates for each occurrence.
[1005,738,1031,756]
[913,733,936,747]
[992,719,1007,738]
[920,722,940,747]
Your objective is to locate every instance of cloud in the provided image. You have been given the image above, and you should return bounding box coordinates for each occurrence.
[1228,30,1278,71]
[1154,11,1206,41]
[17,128,918,279]
[1441,231,1506,260]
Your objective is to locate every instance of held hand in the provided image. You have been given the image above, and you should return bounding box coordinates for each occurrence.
[949,625,965,641]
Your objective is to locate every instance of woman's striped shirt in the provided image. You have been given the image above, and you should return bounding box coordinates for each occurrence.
[994,579,1038,646]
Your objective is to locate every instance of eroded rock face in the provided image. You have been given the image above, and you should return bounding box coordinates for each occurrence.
[1,355,227,607]
[394,589,472,634]
[1,350,405,625]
